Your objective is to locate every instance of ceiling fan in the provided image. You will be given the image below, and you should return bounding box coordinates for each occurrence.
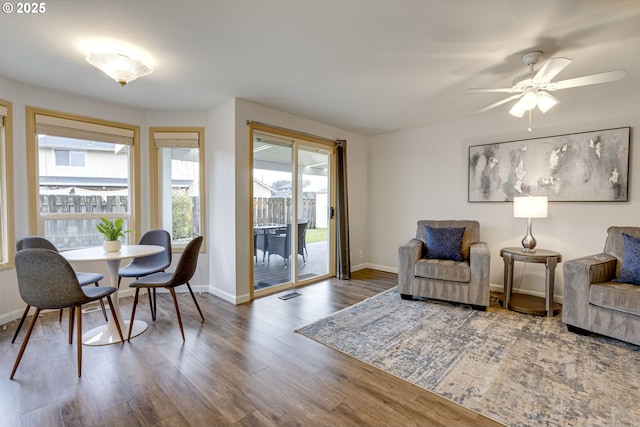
[471,51,627,129]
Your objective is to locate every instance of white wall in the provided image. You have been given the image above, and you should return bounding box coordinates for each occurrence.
[366,86,640,302]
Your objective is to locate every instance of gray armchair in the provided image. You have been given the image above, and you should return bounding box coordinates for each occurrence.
[398,220,491,309]
[563,226,640,346]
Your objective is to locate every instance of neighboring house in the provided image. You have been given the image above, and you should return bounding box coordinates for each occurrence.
[253,179,275,198]
[38,135,197,196]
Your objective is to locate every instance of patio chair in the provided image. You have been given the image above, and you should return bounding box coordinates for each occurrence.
[12,236,107,344]
[267,220,308,267]
[127,236,204,342]
[10,248,124,379]
[118,229,172,321]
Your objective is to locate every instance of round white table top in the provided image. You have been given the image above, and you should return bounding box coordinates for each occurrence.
[61,244,164,262]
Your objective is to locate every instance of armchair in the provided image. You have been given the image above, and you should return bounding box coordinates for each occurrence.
[563,226,640,346]
[398,220,491,309]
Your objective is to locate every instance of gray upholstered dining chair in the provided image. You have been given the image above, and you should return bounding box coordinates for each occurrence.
[10,248,124,379]
[12,236,107,344]
[127,236,204,342]
[118,229,172,321]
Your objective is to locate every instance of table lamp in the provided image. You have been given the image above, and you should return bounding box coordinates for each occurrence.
[513,195,548,252]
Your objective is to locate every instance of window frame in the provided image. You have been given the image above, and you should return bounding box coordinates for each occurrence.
[26,106,141,246]
[149,127,205,251]
[0,99,14,268]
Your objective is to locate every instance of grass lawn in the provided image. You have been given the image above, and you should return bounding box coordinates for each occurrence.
[305,228,327,243]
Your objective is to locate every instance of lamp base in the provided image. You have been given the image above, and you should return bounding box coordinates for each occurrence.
[521,218,537,252]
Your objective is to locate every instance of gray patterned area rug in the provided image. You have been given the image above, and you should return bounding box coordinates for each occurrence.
[295,287,640,427]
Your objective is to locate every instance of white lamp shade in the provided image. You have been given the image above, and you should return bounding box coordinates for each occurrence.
[537,91,559,113]
[513,195,548,218]
[520,89,538,110]
[509,100,527,118]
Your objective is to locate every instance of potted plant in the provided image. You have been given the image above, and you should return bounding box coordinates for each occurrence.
[96,217,134,252]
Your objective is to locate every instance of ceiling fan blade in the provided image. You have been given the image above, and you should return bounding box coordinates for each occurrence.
[469,87,515,93]
[533,57,571,83]
[475,94,522,114]
[550,69,627,90]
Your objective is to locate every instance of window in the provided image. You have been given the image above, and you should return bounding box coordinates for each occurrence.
[54,149,86,167]
[0,100,14,266]
[150,128,204,249]
[27,108,139,250]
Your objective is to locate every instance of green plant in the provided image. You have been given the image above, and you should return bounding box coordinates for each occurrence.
[96,217,134,241]
[172,190,193,240]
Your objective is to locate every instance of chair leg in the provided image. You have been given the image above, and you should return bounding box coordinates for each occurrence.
[106,295,124,344]
[76,306,82,377]
[147,288,157,321]
[59,308,64,322]
[97,299,108,322]
[11,305,31,344]
[185,282,204,322]
[10,308,41,379]
[127,289,141,342]
[68,306,75,344]
[95,282,108,322]
[169,288,185,342]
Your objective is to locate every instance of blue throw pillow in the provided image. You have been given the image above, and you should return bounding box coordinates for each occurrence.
[425,226,465,262]
[615,233,640,285]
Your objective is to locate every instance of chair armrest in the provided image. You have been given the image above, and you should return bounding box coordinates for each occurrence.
[468,242,491,306]
[562,253,617,328]
[398,239,423,293]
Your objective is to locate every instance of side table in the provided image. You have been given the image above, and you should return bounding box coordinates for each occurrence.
[500,247,562,317]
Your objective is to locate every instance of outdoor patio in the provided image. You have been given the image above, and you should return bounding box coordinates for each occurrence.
[254,240,329,289]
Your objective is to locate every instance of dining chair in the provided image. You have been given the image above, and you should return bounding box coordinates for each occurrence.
[127,235,203,342]
[12,236,107,344]
[118,229,172,321]
[267,220,309,267]
[254,228,269,263]
[10,248,124,379]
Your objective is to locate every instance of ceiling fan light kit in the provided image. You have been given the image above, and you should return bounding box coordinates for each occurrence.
[472,50,627,130]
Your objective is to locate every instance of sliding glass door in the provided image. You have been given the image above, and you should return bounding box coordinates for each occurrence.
[252,129,334,295]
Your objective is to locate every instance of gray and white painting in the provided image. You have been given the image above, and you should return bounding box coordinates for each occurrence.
[468,127,629,202]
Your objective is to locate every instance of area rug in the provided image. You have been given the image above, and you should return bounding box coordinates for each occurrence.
[295,288,640,427]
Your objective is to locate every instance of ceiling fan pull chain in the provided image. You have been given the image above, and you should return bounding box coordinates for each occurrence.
[528,110,532,132]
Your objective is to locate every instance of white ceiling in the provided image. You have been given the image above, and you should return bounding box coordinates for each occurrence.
[1,0,639,136]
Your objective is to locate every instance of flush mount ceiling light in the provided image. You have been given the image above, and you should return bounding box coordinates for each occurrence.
[85,52,153,86]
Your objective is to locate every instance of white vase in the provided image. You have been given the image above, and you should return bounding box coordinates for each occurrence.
[103,240,121,252]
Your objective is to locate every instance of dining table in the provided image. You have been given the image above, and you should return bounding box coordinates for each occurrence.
[61,244,165,346]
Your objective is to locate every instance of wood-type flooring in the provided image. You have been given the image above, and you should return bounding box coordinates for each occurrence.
[1,269,503,426]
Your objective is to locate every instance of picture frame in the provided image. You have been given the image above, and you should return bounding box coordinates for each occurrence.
[468,127,630,202]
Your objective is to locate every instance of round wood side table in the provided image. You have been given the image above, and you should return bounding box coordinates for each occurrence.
[500,247,562,317]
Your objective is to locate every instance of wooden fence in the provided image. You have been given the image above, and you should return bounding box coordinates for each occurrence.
[40,194,129,214]
[253,197,316,228]
[39,194,200,249]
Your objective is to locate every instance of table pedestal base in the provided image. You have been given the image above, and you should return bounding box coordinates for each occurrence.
[500,293,560,317]
[82,320,148,346]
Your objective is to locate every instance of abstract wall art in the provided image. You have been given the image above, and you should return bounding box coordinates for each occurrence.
[468,127,630,202]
